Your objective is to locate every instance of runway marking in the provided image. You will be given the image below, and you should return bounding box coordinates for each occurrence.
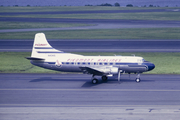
[1,104,180,108]
[0,89,180,92]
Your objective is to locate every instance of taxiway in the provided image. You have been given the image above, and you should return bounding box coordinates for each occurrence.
[1,73,180,106]
[0,73,180,119]
[0,40,180,52]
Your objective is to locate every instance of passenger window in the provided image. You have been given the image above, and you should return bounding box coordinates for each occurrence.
[116,63,120,65]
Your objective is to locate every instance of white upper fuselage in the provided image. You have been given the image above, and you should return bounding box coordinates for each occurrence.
[46,53,144,65]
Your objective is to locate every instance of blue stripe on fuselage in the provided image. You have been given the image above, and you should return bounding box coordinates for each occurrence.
[46,62,56,64]
[44,62,144,66]
[44,62,153,69]
[35,47,54,49]
[37,51,64,53]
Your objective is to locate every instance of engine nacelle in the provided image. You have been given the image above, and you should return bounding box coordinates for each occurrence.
[101,67,119,74]
[110,67,119,74]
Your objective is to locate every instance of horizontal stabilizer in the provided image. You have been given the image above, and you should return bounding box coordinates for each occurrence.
[26,57,44,60]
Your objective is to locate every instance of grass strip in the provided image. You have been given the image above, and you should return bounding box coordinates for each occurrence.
[1,28,180,40]
[0,52,180,74]
[4,12,180,21]
[0,52,59,73]
[0,6,173,13]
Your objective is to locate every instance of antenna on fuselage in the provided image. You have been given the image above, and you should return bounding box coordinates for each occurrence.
[114,54,121,56]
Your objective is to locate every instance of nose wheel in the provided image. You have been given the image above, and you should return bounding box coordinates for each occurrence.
[135,78,141,83]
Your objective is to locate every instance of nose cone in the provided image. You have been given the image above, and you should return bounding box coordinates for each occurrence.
[147,62,155,71]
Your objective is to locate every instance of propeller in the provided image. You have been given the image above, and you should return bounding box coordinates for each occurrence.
[118,70,121,83]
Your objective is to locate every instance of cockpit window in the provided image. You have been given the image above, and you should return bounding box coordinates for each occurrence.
[138,59,145,63]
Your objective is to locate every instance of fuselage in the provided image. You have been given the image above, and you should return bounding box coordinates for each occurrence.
[31,53,155,74]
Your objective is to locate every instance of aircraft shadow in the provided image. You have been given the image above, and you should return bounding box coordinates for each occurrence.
[29,77,155,87]
[81,78,155,87]
[29,77,87,82]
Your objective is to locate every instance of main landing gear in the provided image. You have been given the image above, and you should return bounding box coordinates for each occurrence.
[92,78,98,84]
[102,75,108,81]
[92,75,98,84]
[91,75,108,84]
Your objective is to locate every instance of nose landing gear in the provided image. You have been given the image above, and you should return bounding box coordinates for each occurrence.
[135,73,141,83]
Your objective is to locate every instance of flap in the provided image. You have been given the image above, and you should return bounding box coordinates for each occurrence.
[79,66,105,75]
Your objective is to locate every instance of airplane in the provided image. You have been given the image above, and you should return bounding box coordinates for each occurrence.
[26,33,155,84]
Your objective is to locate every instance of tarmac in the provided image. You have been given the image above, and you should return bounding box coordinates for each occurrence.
[0,74,180,120]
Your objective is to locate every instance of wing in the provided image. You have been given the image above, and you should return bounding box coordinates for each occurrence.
[79,66,108,76]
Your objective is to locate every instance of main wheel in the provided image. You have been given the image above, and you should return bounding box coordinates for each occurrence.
[135,78,141,83]
[102,76,108,81]
[92,78,98,84]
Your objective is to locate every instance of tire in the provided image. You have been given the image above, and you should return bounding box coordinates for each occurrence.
[136,78,141,83]
[102,76,108,81]
[92,78,98,84]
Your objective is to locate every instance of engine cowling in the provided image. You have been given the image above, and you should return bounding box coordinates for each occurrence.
[110,67,119,74]
[101,67,119,74]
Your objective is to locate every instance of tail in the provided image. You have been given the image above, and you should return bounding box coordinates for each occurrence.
[26,33,63,60]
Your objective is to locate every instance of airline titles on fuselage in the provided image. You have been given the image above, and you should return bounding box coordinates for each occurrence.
[66,58,122,62]
[35,44,47,46]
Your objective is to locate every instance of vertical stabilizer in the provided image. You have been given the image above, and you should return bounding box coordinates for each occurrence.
[31,33,63,58]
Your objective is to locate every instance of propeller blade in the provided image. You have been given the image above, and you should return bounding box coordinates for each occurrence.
[118,70,121,82]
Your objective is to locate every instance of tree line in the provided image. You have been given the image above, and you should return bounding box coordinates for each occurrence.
[1,2,175,7]
[85,3,171,7]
